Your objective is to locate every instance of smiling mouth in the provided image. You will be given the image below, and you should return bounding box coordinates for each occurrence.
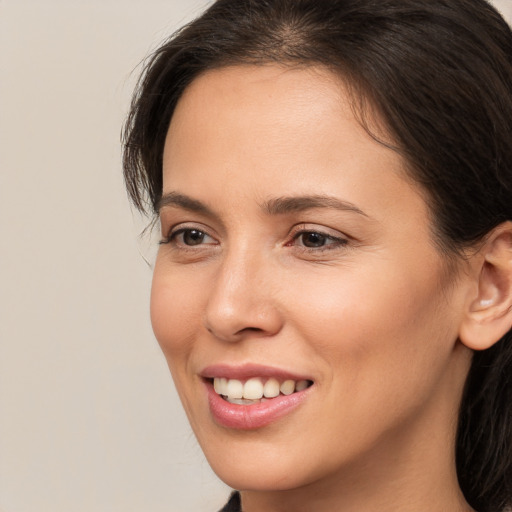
[210,377,314,405]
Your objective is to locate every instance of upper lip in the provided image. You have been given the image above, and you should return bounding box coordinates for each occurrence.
[199,363,313,382]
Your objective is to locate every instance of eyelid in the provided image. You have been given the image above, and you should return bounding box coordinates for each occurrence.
[159,222,218,246]
[288,223,348,241]
[286,223,350,253]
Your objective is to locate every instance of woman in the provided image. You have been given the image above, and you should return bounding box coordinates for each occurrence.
[122,0,512,510]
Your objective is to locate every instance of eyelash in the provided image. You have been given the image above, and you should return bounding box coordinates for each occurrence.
[288,229,348,252]
[159,227,217,248]
[159,225,349,254]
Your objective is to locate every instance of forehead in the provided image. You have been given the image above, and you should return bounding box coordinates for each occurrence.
[166,65,353,163]
[167,66,431,219]
[176,64,346,114]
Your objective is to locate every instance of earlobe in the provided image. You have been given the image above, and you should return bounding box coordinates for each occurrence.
[459,222,512,351]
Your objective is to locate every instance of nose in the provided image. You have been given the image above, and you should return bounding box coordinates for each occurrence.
[203,249,284,343]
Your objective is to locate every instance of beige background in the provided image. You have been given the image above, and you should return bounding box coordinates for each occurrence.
[1,1,510,511]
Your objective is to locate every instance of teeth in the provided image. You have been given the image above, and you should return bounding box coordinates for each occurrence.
[226,379,243,399]
[227,398,260,405]
[213,377,228,395]
[212,377,311,400]
[280,380,295,396]
[263,378,280,398]
[243,378,264,400]
[295,380,309,391]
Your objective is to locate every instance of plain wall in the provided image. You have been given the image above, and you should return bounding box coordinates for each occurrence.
[1,1,511,511]
[0,1,228,511]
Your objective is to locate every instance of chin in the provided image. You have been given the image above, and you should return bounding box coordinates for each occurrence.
[209,458,310,492]
[195,426,329,492]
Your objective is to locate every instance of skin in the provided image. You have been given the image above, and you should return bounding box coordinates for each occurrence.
[151,65,477,511]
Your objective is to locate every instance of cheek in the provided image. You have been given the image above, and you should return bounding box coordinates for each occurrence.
[285,259,457,389]
[150,261,203,367]
[150,261,211,428]
[275,264,460,469]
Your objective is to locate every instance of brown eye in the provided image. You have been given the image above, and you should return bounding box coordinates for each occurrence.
[159,226,217,247]
[300,232,328,248]
[182,229,207,245]
[289,229,348,253]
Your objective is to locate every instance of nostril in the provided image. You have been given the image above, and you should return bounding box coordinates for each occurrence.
[237,327,264,334]
[203,299,284,342]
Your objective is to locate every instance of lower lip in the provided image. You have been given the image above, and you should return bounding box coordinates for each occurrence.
[205,381,311,430]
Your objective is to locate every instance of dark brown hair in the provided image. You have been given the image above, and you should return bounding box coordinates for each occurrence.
[122,1,512,510]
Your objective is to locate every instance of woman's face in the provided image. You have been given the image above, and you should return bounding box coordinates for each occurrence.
[152,65,472,491]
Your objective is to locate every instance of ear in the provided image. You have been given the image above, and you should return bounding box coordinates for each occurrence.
[459,222,512,351]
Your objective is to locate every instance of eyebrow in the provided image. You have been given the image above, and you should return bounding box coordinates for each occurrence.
[157,192,216,216]
[262,195,368,217]
[157,191,368,218]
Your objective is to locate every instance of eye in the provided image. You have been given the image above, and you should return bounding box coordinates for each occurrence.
[159,227,217,247]
[288,227,348,252]
[179,229,209,246]
[297,232,332,248]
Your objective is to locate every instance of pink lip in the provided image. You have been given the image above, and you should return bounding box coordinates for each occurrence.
[200,364,313,430]
[200,363,311,382]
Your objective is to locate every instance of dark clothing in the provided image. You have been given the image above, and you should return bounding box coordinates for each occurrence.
[219,491,241,512]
